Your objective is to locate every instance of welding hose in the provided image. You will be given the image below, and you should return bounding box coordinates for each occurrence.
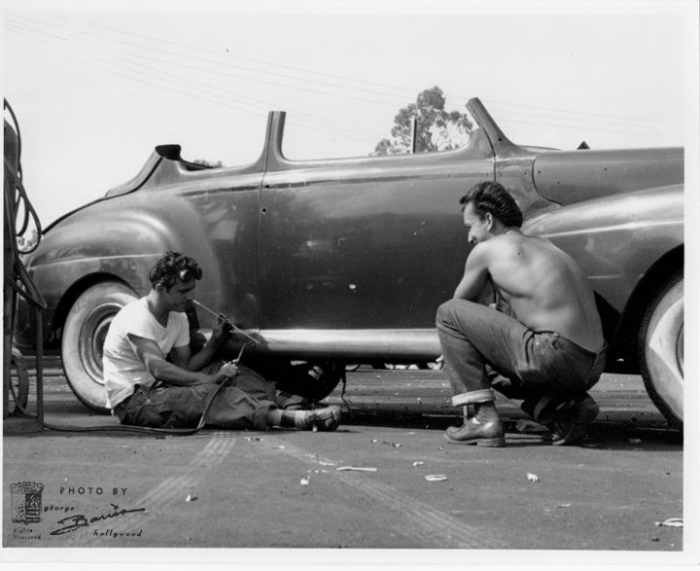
[4,99,42,254]
[42,377,232,435]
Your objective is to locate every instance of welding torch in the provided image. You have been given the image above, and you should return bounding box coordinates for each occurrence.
[193,299,258,370]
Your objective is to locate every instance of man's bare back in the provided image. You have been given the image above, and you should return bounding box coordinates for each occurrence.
[482,230,604,352]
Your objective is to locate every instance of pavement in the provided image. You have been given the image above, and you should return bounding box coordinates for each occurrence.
[1,359,690,566]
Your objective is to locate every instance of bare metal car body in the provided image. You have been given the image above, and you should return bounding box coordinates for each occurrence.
[15,98,684,425]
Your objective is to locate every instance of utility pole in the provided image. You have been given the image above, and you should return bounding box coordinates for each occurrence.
[410,103,418,154]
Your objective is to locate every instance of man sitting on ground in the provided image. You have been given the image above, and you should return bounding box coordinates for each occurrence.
[102,251,341,432]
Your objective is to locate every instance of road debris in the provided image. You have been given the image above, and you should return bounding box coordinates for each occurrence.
[527,473,540,483]
[244,436,261,442]
[557,503,571,508]
[412,461,425,467]
[336,466,377,472]
[318,460,336,466]
[300,477,310,486]
[185,494,197,502]
[515,419,548,434]
[655,517,683,527]
[425,474,448,482]
[371,439,402,448]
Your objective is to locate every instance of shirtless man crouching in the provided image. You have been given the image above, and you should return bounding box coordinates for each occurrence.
[436,181,606,447]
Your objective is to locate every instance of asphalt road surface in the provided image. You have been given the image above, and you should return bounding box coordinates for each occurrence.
[3,359,686,562]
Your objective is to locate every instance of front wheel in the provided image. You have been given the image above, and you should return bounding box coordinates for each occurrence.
[62,282,138,413]
[638,272,683,428]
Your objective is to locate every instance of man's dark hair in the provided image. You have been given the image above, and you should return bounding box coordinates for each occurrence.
[459,181,523,228]
[149,251,202,290]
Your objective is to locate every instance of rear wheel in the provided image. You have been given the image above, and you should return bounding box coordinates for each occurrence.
[638,272,683,428]
[62,282,138,413]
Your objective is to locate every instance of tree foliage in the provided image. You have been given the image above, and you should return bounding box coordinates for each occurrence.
[373,86,473,156]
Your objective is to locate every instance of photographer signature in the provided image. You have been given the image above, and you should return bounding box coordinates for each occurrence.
[50,503,146,535]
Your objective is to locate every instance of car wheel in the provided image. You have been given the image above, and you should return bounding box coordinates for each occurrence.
[638,271,683,428]
[62,282,138,413]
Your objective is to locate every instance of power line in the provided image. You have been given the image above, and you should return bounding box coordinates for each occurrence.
[6,13,679,147]
[5,23,383,148]
[22,11,674,133]
[15,13,412,107]
[479,98,674,128]
[5,19,388,144]
[44,10,420,98]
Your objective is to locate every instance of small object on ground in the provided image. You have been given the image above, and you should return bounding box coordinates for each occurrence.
[300,477,310,486]
[527,472,540,482]
[185,494,197,502]
[425,474,448,482]
[336,466,377,472]
[655,517,683,527]
[557,503,571,508]
[515,419,549,434]
[412,461,425,467]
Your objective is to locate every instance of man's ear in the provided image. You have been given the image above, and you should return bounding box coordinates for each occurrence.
[485,212,494,230]
[153,283,166,295]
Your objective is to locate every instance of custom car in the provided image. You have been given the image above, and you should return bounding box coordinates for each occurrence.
[14,98,684,427]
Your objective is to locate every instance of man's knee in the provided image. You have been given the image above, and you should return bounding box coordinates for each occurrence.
[436,299,458,326]
[436,298,478,328]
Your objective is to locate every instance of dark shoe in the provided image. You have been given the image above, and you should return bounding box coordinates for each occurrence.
[306,405,342,432]
[444,419,506,447]
[546,394,599,446]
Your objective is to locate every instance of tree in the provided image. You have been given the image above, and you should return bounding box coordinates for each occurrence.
[373,86,473,156]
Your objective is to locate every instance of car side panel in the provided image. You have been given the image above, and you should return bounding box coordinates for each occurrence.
[532,147,683,205]
[257,151,494,330]
[17,172,264,346]
[523,184,684,332]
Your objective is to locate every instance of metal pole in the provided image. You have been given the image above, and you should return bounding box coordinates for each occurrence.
[411,114,418,154]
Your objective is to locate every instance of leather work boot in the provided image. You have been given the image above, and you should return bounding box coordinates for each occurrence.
[545,393,599,446]
[446,389,506,447]
[444,417,506,447]
[304,405,342,431]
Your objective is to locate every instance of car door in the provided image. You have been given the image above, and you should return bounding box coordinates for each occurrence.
[256,133,494,331]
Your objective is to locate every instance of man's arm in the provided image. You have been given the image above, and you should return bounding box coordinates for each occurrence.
[169,318,232,372]
[453,243,490,301]
[127,334,236,386]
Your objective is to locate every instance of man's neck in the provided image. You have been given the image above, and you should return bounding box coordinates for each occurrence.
[145,291,169,325]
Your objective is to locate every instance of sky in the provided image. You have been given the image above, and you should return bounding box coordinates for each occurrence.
[2,0,698,228]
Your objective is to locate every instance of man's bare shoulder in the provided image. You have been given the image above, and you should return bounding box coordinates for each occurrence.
[479,231,530,255]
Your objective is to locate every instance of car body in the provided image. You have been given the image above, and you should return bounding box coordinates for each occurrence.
[14,98,684,426]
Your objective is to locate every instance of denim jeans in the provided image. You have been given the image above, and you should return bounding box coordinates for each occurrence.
[436,299,606,408]
[114,363,276,430]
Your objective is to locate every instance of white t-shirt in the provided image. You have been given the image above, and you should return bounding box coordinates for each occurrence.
[102,297,190,409]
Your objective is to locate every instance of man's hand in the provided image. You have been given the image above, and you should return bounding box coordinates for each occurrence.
[219,362,239,380]
[210,316,233,348]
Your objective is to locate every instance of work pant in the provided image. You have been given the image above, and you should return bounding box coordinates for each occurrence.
[436,299,606,415]
[114,363,276,430]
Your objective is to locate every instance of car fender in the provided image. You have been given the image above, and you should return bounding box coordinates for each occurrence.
[21,194,219,343]
[523,184,684,353]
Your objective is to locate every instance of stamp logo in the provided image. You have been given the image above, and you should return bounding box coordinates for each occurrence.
[10,482,44,524]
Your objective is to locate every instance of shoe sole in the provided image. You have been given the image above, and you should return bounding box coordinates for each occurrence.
[443,433,506,447]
